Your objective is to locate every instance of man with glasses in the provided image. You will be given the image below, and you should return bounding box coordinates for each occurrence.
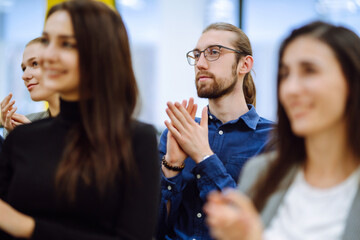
[157,22,273,240]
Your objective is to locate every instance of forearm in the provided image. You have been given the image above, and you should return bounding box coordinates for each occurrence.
[162,165,179,178]
[161,154,184,178]
[0,200,34,239]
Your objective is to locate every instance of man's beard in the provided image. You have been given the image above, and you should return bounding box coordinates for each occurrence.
[195,63,238,99]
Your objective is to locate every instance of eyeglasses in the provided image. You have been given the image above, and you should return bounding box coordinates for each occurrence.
[186,45,243,66]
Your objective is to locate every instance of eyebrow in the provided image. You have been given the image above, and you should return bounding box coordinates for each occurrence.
[299,61,316,67]
[26,57,36,63]
[42,32,76,40]
[192,44,224,51]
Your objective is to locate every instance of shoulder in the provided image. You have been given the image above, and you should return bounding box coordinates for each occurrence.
[10,118,53,136]
[257,117,275,129]
[238,151,277,194]
[4,118,55,149]
[244,105,274,131]
[130,120,158,145]
[26,111,49,122]
[130,121,159,165]
[14,118,52,135]
[131,120,157,137]
[1,111,48,138]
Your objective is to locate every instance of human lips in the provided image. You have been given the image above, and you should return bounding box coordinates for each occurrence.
[26,83,38,91]
[197,75,212,82]
[286,102,312,119]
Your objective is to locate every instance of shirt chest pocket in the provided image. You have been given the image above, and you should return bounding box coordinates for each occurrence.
[225,155,251,183]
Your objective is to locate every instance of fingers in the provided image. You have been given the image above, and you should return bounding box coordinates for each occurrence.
[204,191,231,219]
[222,190,257,214]
[190,104,198,119]
[205,197,242,233]
[1,100,15,124]
[186,97,194,113]
[164,120,182,140]
[174,102,196,125]
[0,93,31,133]
[4,107,17,132]
[205,189,254,221]
[0,93,13,109]
[11,113,31,124]
[181,99,187,108]
[207,190,224,204]
[205,189,263,240]
[200,107,208,128]
[184,98,198,120]
[166,102,190,129]
[186,97,198,120]
[167,98,198,123]
[205,191,246,240]
[166,103,187,133]
[11,120,24,126]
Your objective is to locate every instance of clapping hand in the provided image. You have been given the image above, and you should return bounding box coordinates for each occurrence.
[163,98,198,177]
[1,93,30,133]
[165,100,213,163]
[204,189,263,240]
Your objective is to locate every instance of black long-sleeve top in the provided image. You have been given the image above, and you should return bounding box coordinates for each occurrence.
[0,135,3,152]
[0,100,160,240]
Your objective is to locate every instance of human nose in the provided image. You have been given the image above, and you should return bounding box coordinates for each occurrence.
[279,74,303,99]
[22,68,33,81]
[41,42,58,65]
[196,51,208,70]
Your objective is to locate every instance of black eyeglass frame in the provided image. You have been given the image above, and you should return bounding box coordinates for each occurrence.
[186,44,243,66]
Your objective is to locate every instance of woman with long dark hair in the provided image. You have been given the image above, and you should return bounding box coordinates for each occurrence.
[0,1,159,239]
[204,21,360,240]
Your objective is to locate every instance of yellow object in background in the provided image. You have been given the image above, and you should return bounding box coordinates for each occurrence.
[44,101,49,110]
[46,0,116,14]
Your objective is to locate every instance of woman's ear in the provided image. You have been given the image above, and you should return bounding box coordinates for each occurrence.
[237,55,254,75]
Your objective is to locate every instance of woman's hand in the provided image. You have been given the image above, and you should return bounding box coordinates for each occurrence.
[204,189,263,240]
[0,199,34,238]
[1,93,16,131]
[1,93,31,133]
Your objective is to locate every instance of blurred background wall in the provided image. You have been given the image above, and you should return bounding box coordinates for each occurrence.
[1,0,360,135]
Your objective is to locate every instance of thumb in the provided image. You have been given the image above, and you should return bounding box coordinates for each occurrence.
[200,106,208,128]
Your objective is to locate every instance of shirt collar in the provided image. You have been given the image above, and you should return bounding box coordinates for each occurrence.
[207,104,260,130]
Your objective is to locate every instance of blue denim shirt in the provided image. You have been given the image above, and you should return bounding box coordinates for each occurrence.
[157,105,273,240]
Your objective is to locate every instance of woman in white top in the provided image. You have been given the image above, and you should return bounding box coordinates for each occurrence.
[1,37,59,137]
[204,21,360,240]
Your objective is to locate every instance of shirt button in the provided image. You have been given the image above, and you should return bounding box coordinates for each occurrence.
[209,115,213,120]
[219,130,223,135]
[167,185,172,191]
[197,212,202,218]
[196,174,201,179]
